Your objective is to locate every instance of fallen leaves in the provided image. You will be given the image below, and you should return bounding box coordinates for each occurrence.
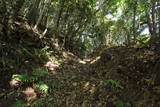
[23,87,37,103]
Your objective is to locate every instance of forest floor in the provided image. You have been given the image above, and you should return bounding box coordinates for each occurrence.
[1,22,160,107]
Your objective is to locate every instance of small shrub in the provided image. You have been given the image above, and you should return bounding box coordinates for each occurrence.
[136,35,149,45]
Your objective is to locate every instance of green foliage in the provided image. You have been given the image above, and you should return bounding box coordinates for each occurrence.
[50,55,56,60]
[114,100,131,107]
[12,100,28,107]
[35,81,63,94]
[1,0,160,55]
[36,81,49,94]
[104,79,124,89]
[48,81,63,89]
[136,35,149,45]
[12,74,28,82]
[31,68,48,78]
[34,47,59,61]
[12,68,48,83]
[12,68,63,94]
[34,48,50,60]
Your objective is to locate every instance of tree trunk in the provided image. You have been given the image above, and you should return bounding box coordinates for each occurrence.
[149,0,160,49]
[56,0,65,29]
[127,31,131,46]
[12,0,25,21]
[132,0,137,44]
[27,0,41,25]
[157,3,160,36]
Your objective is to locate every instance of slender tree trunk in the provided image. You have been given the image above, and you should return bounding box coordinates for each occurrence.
[34,5,45,29]
[149,0,157,45]
[12,0,25,21]
[157,3,160,36]
[127,32,130,46]
[132,0,137,44]
[56,0,65,29]
[27,0,41,25]
[151,0,156,37]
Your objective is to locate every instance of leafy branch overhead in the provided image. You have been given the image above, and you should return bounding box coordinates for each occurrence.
[1,0,159,55]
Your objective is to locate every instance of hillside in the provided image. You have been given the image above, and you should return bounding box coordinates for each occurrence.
[0,22,160,107]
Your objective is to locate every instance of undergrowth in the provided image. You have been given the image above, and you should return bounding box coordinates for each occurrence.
[12,68,63,106]
[104,79,124,89]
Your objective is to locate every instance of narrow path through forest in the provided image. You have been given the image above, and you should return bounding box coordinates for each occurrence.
[1,42,160,106]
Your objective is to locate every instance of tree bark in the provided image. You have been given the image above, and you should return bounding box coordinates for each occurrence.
[27,0,41,25]
[132,0,137,44]
[56,0,65,29]
[149,0,158,46]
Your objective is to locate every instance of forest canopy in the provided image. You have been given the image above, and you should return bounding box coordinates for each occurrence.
[0,0,160,55]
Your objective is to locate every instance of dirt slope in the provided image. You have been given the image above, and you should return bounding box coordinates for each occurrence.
[48,46,160,107]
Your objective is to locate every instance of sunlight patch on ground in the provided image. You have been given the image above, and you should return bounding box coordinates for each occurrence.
[45,61,60,71]
[90,56,101,64]
[78,60,86,64]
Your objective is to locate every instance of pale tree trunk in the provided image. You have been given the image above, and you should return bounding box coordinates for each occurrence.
[34,0,50,29]
[42,7,51,37]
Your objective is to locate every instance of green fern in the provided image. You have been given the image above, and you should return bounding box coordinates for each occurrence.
[26,76,38,82]
[35,81,63,94]
[31,68,48,78]
[36,81,49,94]
[12,68,48,83]
[48,81,63,89]
[12,74,28,82]
[104,79,124,89]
